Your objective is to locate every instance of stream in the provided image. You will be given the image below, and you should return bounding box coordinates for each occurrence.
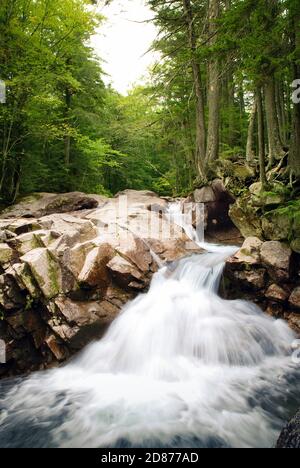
[0,206,299,448]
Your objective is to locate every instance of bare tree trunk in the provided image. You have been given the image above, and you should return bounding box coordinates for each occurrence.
[246,96,257,164]
[206,0,221,164]
[257,87,267,188]
[182,0,206,179]
[264,75,285,166]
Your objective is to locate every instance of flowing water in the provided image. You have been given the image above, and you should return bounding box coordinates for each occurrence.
[0,206,299,448]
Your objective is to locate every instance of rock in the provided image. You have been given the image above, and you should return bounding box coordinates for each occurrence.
[45,334,69,361]
[11,230,57,255]
[0,243,13,265]
[265,302,284,319]
[262,211,291,241]
[107,254,145,289]
[250,182,286,207]
[0,218,42,235]
[233,269,267,291]
[0,192,99,219]
[194,179,235,233]
[49,296,124,349]
[21,248,63,299]
[260,241,292,282]
[0,189,205,378]
[229,195,263,239]
[276,410,300,448]
[266,284,290,302]
[194,186,216,203]
[288,314,300,335]
[289,287,300,309]
[291,238,300,254]
[0,274,25,310]
[11,263,41,298]
[78,243,115,289]
[229,237,262,267]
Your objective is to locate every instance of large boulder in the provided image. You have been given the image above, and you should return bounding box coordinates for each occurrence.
[0,192,100,219]
[260,241,292,282]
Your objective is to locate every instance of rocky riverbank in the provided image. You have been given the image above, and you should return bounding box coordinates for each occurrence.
[223,237,300,335]
[0,190,204,378]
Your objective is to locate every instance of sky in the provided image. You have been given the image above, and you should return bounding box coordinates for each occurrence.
[91,0,158,95]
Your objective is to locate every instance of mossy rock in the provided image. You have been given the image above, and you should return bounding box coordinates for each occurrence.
[250,182,288,208]
[291,238,300,254]
[229,195,263,239]
[262,210,292,241]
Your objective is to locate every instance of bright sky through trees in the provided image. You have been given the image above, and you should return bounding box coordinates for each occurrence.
[92,0,158,95]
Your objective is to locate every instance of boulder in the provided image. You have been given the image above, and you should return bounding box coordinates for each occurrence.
[232,269,267,291]
[194,186,216,204]
[289,287,300,309]
[266,284,290,302]
[260,241,292,282]
[288,314,300,335]
[78,243,115,289]
[21,248,63,299]
[48,294,127,350]
[107,254,145,289]
[229,195,263,239]
[0,192,99,219]
[228,237,262,268]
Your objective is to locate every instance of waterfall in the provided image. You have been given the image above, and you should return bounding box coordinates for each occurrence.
[0,205,299,448]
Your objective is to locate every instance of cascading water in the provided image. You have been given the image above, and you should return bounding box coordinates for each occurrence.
[0,204,299,448]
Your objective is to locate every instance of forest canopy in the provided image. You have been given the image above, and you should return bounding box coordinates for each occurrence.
[0,0,299,204]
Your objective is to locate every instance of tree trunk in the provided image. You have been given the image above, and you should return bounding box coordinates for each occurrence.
[182,0,206,179]
[257,87,267,188]
[64,87,72,166]
[206,0,221,164]
[275,80,287,146]
[264,75,285,165]
[290,10,300,178]
[246,96,257,164]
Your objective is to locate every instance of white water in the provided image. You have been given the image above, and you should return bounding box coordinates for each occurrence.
[0,205,299,448]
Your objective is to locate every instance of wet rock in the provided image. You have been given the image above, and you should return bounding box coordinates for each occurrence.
[265,302,284,319]
[277,410,300,448]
